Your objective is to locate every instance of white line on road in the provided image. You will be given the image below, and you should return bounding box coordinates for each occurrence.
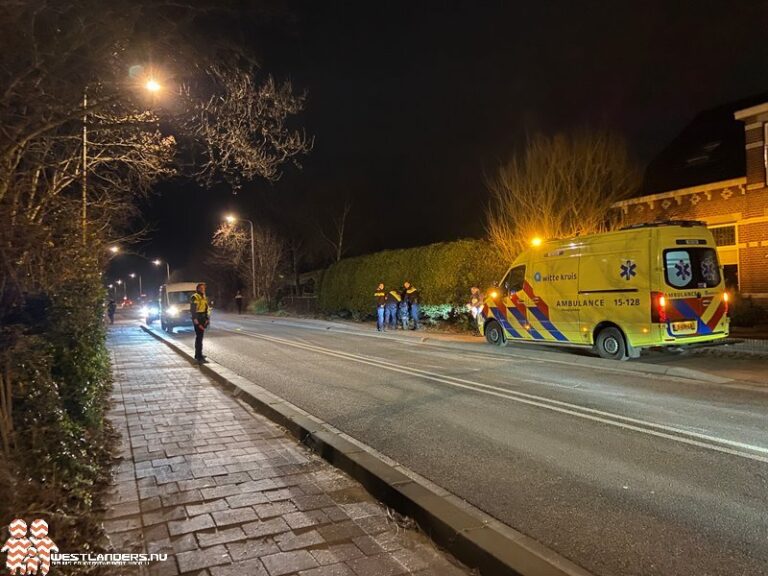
[220,326,768,465]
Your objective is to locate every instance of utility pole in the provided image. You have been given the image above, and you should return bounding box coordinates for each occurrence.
[81,89,88,244]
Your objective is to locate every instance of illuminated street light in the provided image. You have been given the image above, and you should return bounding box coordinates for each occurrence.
[531,237,543,247]
[223,214,256,300]
[109,245,120,254]
[82,76,166,244]
[153,259,171,282]
[129,272,143,297]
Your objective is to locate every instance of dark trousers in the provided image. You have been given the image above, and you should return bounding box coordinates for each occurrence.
[194,323,205,359]
[236,299,242,314]
[411,303,420,329]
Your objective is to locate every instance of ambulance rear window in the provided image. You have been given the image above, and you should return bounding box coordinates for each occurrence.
[663,248,720,289]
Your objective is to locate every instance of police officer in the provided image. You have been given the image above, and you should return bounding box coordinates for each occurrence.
[403,281,421,330]
[190,282,211,364]
[385,288,401,330]
[374,282,386,331]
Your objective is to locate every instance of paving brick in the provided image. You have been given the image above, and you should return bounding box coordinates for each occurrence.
[168,514,215,537]
[309,543,364,567]
[197,526,247,548]
[283,510,331,530]
[225,491,269,508]
[210,559,268,576]
[186,500,229,518]
[242,517,291,539]
[261,551,318,576]
[254,501,298,519]
[176,544,231,573]
[292,494,336,511]
[274,529,325,551]
[142,506,186,527]
[211,507,258,527]
[347,554,407,576]
[227,539,281,561]
[299,562,356,576]
[316,521,365,544]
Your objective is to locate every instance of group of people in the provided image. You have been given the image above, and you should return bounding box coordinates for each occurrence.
[374,281,421,331]
[373,283,486,334]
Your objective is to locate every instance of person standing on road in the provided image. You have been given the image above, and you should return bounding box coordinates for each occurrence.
[385,288,401,330]
[235,290,243,314]
[190,282,211,364]
[107,300,116,324]
[397,293,410,330]
[374,283,387,332]
[404,281,421,330]
[466,286,484,335]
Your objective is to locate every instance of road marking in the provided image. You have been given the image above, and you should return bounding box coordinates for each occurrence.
[219,326,768,465]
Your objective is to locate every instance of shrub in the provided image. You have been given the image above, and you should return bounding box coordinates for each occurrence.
[318,239,507,318]
[729,295,768,327]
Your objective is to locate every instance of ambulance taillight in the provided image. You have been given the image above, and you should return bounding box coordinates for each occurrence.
[651,292,667,324]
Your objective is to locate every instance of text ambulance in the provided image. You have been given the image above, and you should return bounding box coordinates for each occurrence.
[480,221,729,360]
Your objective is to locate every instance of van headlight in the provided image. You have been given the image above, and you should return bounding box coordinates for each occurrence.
[168,305,180,317]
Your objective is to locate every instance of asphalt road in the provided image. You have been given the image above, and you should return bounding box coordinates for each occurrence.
[149,312,768,576]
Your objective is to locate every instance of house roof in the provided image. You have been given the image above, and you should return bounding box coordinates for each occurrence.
[640,92,768,197]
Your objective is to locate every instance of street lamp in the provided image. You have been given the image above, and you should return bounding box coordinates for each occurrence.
[129,272,142,298]
[81,78,164,244]
[225,214,256,300]
[116,279,127,299]
[108,245,120,254]
[152,259,171,282]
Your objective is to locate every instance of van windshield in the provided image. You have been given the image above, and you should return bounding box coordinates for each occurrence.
[167,290,196,305]
[663,248,720,289]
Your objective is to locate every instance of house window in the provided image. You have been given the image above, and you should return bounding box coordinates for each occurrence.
[709,225,736,247]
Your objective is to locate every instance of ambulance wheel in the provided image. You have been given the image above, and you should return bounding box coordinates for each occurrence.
[595,327,628,361]
[485,320,507,347]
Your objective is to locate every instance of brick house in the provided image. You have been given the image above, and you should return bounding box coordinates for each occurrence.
[615,94,768,299]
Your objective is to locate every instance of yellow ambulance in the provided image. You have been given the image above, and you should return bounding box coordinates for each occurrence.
[480,221,729,360]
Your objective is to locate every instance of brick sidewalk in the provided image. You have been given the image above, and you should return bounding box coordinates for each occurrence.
[103,323,470,576]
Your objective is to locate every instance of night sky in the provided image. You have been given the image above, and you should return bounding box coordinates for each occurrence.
[115,1,768,293]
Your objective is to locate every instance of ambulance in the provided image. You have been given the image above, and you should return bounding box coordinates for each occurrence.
[479,221,729,360]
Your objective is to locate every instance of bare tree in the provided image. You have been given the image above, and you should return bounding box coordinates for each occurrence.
[182,66,312,190]
[318,197,352,263]
[486,131,640,261]
[212,221,286,305]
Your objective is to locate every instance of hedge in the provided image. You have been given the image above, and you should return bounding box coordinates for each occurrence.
[318,239,508,318]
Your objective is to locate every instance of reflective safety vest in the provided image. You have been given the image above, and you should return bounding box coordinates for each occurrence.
[190,292,210,318]
[374,290,386,306]
[386,290,402,304]
[405,286,419,304]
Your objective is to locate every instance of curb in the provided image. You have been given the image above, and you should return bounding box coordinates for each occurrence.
[140,324,593,576]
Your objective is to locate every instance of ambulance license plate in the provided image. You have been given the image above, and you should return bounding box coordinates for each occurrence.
[671,321,697,334]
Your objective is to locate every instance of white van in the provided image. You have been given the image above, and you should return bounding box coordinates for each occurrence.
[159,282,199,332]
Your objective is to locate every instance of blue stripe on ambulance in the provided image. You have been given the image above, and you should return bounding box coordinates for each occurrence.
[492,308,522,339]
[528,307,569,342]
[507,306,545,340]
[669,299,712,335]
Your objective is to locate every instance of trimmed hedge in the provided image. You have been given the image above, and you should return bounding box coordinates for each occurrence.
[318,239,508,318]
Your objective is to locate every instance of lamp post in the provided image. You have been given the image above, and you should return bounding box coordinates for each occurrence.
[116,279,126,299]
[129,272,142,298]
[81,78,163,244]
[225,214,256,300]
[152,259,171,282]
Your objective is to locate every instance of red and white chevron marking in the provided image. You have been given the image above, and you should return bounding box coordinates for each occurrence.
[9,519,27,538]
[2,536,31,573]
[29,520,48,540]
